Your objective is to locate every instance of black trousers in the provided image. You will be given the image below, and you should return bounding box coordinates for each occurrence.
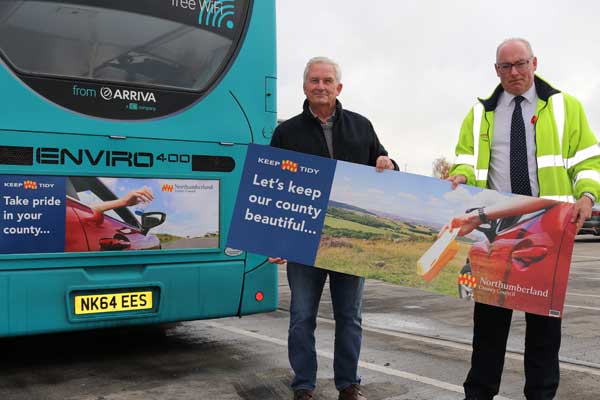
[463,302,562,400]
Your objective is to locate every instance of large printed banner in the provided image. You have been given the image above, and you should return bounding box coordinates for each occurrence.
[1,175,219,253]
[228,145,577,318]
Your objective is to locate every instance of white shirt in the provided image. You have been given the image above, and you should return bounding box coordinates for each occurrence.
[487,84,540,196]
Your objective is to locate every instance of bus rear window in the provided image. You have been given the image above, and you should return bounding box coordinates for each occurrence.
[0,0,249,91]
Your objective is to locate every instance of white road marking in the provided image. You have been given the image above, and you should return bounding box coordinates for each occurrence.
[274,309,600,375]
[571,254,600,260]
[565,304,600,311]
[205,320,514,400]
[569,269,600,273]
[349,318,600,376]
[567,292,600,298]
[569,272,600,276]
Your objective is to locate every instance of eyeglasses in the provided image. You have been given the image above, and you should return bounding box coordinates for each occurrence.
[495,58,532,74]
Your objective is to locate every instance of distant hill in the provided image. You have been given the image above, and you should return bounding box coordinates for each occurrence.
[329,200,443,229]
[324,204,476,244]
[155,233,184,244]
[373,210,440,228]
[324,205,438,242]
[328,200,376,216]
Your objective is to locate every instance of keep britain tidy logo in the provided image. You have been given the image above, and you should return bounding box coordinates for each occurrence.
[281,160,298,173]
[23,180,38,190]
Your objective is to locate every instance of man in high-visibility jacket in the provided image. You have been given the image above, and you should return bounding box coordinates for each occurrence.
[448,38,600,400]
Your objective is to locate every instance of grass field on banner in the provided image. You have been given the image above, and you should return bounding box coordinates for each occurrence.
[315,206,472,297]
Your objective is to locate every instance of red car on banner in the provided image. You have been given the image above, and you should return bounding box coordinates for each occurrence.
[465,203,576,317]
[65,177,165,252]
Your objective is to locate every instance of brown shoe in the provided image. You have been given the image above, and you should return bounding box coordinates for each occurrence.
[338,384,366,400]
[293,389,314,400]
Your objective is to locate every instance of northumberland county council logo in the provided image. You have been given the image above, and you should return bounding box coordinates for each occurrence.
[23,180,38,190]
[198,0,236,30]
[100,87,113,100]
[458,273,478,288]
[162,184,174,192]
[281,160,298,173]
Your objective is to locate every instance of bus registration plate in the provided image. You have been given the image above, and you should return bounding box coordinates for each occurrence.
[74,291,153,315]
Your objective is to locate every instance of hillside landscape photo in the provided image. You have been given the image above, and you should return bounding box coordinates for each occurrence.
[315,201,473,297]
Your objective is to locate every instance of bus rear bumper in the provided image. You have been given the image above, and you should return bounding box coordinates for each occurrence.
[0,260,276,337]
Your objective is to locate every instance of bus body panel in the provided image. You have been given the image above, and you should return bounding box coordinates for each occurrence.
[0,0,278,337]
[239,260,278,316]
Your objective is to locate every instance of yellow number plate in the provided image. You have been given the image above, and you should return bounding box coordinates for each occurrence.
[74,291,153,315]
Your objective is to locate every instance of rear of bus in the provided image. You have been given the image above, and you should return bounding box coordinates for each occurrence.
[0,0,277,337]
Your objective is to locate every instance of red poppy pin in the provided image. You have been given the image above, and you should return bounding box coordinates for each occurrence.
[531,115,538,124]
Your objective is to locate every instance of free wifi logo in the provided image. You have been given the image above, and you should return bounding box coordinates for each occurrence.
[198,0,236,30]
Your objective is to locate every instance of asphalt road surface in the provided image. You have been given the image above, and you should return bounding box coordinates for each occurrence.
[1,238,598,400]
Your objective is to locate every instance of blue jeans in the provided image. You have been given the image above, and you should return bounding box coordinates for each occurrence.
[287,262,365,391]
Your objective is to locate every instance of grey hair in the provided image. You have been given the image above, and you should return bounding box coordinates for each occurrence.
[496,38,535,61]
[303,57,342,83]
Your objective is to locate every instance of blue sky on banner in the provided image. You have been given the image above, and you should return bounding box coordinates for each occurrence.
[329,161,511,230]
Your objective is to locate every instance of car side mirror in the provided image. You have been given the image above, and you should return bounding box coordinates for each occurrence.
[141,212,166,234]
[465,207,498,242]
[84,209,105,226]
[474,223,498,242]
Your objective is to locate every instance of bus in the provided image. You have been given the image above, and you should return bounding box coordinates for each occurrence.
[0,0,278,337]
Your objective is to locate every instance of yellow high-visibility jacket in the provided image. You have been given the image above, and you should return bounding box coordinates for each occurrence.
[450,76,600,202]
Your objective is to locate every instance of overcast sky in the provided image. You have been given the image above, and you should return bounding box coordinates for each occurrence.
[275,0,600,175]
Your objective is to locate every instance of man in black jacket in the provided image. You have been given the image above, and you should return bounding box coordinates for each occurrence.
[270,57,397,400]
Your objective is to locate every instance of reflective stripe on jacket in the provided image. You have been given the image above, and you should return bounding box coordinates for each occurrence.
[450,76,600,202]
